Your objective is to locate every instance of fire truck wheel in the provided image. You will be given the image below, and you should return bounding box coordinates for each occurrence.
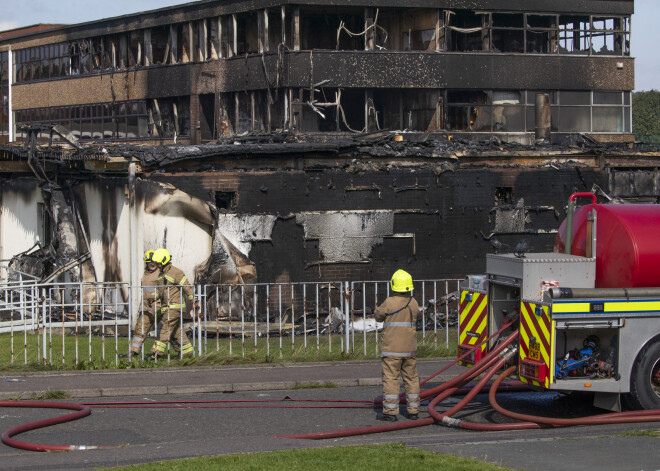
[628,340,660,410]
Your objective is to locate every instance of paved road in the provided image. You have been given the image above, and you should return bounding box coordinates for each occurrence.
[1,361,659,471]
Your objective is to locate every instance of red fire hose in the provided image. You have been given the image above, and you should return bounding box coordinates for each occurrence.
[488,366,660,426]
[3,323,660,450]
[0,400,111,452]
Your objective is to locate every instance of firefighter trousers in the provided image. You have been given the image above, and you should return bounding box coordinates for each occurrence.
[153,308,193,357]
[131,310,156,354]
[381,356,420,416]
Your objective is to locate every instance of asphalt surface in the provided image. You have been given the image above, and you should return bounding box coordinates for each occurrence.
[1,360,659,471]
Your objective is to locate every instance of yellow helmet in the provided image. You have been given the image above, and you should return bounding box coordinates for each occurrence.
[152,248,172,266]
[390,269,413,293]
[143,249,155,263]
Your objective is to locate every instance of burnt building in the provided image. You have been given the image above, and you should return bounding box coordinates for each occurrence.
[0,0,635,144]
[0,0,654,291]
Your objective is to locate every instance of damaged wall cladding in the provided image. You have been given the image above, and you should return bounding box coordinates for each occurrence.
[154,163,609,284]
[0,1,634,145]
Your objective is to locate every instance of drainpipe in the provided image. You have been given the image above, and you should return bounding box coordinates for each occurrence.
[128,163,138,328]
[534,93,550,144]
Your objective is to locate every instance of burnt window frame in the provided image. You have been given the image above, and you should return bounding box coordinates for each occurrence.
[14,99,151,143]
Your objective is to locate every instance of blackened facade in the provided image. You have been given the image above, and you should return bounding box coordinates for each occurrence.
[1,1,655,290]
[0,1,635,145]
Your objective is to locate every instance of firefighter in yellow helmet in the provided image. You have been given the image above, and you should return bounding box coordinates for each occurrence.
[374,269,421,421]
[122,249,161,359]
[150,248,197,359]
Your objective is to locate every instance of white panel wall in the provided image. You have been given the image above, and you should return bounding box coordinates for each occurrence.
[82,182,212,284]
[0,188,43,263]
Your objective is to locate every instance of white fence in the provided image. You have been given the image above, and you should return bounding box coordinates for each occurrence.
[0,276,461,367]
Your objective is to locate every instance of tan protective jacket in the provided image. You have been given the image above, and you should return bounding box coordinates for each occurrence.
[141,268,162,309]
[159,264,195,311]
[374,294,420,357]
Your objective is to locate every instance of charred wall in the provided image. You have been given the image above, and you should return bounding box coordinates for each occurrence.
[152,162,608,283]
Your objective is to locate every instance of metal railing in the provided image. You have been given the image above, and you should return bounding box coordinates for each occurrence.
[0,278,461,367]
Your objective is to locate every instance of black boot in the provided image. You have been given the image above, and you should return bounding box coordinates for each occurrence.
[376,413,398,422]
[407,413,419,420]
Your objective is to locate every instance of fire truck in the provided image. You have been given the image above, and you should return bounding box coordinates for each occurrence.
[459,193,660,411]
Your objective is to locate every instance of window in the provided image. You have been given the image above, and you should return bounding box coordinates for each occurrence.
[558,16,590,54]
[215,191,237,209]
[403,29,436,51]
[526,15,556,54]
[492,13,524,53]
[14,100,151,142]
[446,11,485,52]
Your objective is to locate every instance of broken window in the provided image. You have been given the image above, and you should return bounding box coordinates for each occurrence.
[261,9,279,53]
[492,91,524,132]
[301,10,347,50]
[526,15,557,54]
[446,91,489,131]
[206,18,219,59]
[398,90,443,131]
[90,37,104,71]
[149,97,190,138]
[219,92,236,135]
[446,10,486,52]
[396,8,437,51]
[199,93,216,141]
[495,187,514,205]
[14,100,150,143]
[252,91,267,133]
[337,89,364,132]
[128,31,143,66]
[237,92,252,133]
[591,17,628,56]
[295,87,339,132]
[215,191,237,209]
[235,12,259,55]
[151,25,170,64]
[558,15,590,54]
[491,13,524,53]
[403,29,435,51]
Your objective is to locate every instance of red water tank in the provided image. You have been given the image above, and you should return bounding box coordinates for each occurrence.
[555,204,660,288]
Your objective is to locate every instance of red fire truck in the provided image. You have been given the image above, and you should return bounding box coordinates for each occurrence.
[459,193,660,411]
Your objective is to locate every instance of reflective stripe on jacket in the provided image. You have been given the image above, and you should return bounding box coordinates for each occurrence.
[374,294,420,357]
[159,264,195,309]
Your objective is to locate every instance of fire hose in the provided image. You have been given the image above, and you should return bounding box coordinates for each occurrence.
[0,401,110,452]
[3,324,660,451]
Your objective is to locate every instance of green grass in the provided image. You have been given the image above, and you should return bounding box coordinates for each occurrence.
[0,329,458,371]
[33,390,70,400]
[104,443,516,471]
[617,429,660,438]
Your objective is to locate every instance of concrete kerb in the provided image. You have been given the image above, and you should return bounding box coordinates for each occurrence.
[0,359,458,400]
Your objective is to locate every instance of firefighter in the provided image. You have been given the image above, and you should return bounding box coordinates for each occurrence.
[150,248,197,359]
[122,249,161,358]
[374,269,421,421]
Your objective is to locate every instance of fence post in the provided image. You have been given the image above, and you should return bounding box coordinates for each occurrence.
[41,287,47,365]
[362,282,367,356]
[197,285,203,357]
[344,281,350,353]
